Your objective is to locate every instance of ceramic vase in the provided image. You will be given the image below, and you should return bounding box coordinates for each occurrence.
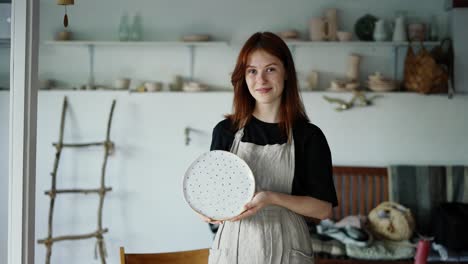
[325,8,338,41]
[373,19,387,41]
[346,54,361,81]
[118,13,130,41]
[392,16,407,42]
[309,17,327,41]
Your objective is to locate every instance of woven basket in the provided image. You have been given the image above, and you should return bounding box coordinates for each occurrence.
[403,43,449,94]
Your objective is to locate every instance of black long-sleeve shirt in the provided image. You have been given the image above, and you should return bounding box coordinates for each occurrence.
[210,116,338,207]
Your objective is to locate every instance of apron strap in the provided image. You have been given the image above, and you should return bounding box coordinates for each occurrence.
[229,128,244,154]
[228,128,244,263]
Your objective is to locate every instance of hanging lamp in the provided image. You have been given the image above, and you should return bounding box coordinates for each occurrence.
[57,0,74,28]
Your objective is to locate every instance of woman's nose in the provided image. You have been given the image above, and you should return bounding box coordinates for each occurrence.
[256,72,267,83]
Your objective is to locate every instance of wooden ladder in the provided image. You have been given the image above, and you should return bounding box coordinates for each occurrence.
[37,96,116,264]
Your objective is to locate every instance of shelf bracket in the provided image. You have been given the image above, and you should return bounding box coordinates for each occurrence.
[391,45,398,82]
[87,44,95,89]
[188,45,195,81]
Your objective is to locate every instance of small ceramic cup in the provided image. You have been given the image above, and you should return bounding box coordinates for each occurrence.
[39,79,51,90]
[337,31,353,41]
[56,31,72,41]
[114,78,131,90]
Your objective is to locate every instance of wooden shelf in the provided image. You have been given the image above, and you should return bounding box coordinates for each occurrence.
[285,40,440,48]
[39,39,443,93]
[42,40,228,47]
[42,40,439,48]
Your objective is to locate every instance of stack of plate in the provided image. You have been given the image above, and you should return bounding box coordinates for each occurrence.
[367,72,398,92]
[182,81,208,92]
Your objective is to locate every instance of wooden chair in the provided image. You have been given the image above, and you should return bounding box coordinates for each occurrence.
[331,166,389,220]
[315,166,390,264]
[120,247,209,264]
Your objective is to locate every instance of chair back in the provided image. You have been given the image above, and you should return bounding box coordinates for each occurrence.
[332,166,389,220]
[120,247,209,264]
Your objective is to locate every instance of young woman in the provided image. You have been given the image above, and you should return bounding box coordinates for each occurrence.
[203,32,338,264]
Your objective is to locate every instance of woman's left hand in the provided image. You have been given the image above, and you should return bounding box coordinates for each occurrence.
[229,191,271,222]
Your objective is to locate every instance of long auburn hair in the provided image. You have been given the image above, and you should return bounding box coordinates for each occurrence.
[226,32,309,140]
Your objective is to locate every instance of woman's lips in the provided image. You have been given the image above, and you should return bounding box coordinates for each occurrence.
[256,87,272,94]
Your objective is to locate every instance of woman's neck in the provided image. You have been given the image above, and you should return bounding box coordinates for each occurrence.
[253,102,281,123]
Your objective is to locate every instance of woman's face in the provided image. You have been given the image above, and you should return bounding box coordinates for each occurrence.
[245,50,286,106]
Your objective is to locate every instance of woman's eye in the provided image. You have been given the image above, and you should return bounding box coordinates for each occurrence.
[247,69,257,74]
[266,67,276,72]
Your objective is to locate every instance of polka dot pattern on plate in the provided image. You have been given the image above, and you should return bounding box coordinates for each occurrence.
[183,150,255,220]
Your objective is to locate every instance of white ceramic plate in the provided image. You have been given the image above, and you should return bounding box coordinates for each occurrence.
[183,150,255,220]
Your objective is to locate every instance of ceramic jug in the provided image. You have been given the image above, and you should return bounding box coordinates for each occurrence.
[309,17,327,41]
[373,19,387,41]
[392,16,407,42]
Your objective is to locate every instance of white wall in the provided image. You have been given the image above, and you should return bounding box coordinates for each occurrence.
[1,0,464,264]
[1,90,468,264]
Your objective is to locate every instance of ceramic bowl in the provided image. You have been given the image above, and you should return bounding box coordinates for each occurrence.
[144,81,163,92]
[367,79,398,92]
[56,30,72,41]
[278,30,300,40]
[345,81,360,90]
[183,81,208,92]
[182,34,211,42]
[337,31,353,41]
[114,78,130,90]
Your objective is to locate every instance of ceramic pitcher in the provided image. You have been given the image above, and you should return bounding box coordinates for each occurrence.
[392,16,407,42]
[373,19,387,41]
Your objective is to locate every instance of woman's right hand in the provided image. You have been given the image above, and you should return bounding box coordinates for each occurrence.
[196,212,224,225]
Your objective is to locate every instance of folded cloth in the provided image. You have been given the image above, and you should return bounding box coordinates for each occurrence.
[310,233,346,256]
[317,219,372,247]
[346,239,416,260]
[335,215,367,229]
[426,246,468,262]
[427,247,459,262]
[432,242,448,261]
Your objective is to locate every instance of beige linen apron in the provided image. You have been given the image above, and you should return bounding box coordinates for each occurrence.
[209,128,313,264]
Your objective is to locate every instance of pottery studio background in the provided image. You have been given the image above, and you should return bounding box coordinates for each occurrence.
[1,0,468,263]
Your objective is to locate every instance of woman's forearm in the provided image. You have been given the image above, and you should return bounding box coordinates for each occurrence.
[267,191,332,219]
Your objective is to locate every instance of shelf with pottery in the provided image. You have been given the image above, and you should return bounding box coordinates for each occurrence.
[3,87,463,97]
[43,40,229,89]
[286,40,440,84]
[285,40,439,48]
[42,40,228,47]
